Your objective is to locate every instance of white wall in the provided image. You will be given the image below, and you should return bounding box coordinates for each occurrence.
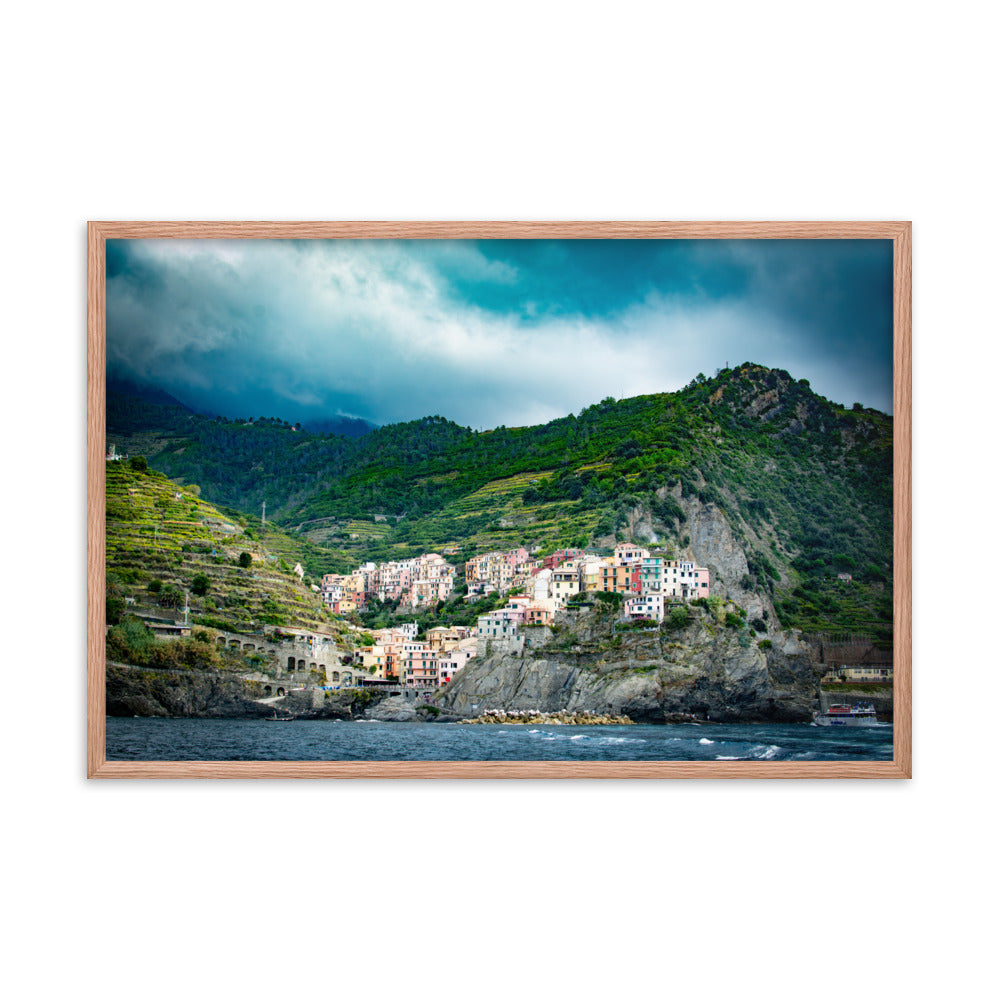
[3,3,996,999]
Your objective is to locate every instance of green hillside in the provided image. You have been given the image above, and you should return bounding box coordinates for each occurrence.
[105,459,343,635]
[107,363,894,640]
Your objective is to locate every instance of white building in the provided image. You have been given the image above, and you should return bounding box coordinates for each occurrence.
[624,594,666,622]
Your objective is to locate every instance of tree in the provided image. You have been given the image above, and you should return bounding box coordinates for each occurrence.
[238,552,253,568]
[664,607,689,631]
[129,455,148,472]
[191,574,210,596]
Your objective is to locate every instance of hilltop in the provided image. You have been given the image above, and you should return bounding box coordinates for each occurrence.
[107,363,894,641]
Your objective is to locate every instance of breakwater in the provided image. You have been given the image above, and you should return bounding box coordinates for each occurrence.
[459,709,633,726]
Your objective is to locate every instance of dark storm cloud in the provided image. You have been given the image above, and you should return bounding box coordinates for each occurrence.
[106,238,893,428]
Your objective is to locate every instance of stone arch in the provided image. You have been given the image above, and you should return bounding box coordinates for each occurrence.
[297,659,305,670]
[229,639,241,649]
[276,686,285,696]
[243,643,255,652]
[216,636,227,646]
[310,662,316,670]
[264,685,272,695]
[332,671,340,682]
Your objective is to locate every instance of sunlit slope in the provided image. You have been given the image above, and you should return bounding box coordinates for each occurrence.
[105,461,342,634]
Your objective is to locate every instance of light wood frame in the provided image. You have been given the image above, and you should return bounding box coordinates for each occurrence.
[87,221,911,778]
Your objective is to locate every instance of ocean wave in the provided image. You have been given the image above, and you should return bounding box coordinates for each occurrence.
[715,755,741,760]
[698,738,715,745]
[525,730,644,744]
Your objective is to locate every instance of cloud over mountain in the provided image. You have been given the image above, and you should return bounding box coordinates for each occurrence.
[107,237,893,427]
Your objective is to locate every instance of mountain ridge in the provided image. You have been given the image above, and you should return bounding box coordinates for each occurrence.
[106,363,893,640]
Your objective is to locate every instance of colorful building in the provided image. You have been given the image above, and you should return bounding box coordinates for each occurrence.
[599,562,641,596]
[624,594,666,622]
[614,542,650,566]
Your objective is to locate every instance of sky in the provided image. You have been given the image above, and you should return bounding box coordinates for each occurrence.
[106,238,894,429]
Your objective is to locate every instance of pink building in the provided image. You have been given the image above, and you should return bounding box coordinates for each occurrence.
[402,641,439,686]
[523,603,555,626]
[543,548,584,570]
[438,646,475,684]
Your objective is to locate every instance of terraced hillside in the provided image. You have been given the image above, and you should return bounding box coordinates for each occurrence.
[105,460,343,635]
[109,364,894,639]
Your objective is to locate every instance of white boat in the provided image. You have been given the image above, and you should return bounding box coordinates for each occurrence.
[814,702,879,727]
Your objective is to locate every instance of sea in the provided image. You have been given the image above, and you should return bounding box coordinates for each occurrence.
[106,717,894,762]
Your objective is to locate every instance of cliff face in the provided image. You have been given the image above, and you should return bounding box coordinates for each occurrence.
[106,663,277,718]
[106,663,374,719]
[436,605,822,723]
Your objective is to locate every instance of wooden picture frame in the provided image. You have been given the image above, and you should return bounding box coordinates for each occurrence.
[87,221,911,778]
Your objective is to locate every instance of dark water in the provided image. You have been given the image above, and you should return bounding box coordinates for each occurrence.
[106,717,894,762]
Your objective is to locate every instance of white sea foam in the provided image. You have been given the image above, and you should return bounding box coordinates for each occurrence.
[715,755,741,760]
[699,738,715,745]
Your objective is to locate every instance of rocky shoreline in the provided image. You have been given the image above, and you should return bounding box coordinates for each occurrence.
[458,708,633,726]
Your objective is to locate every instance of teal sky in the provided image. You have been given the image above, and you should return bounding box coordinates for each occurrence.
[106,238,893,428]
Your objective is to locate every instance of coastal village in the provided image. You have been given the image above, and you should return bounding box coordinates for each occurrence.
[322,543,711,689]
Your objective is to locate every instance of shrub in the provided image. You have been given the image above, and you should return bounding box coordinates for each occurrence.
[663,607,689,631]
[238,552,253,568]
[758,639,773,650]
[147,579,162,594]
[594,590,624,607]
[191,574,210,596]
[129,455,148,472]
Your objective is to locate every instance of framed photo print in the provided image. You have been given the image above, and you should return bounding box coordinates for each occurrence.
[88,221,911,777]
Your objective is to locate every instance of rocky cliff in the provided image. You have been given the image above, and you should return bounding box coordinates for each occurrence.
[106,663,386,720]
[436,603,823,723]
[106,663,278,718]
